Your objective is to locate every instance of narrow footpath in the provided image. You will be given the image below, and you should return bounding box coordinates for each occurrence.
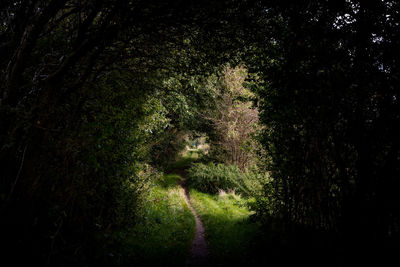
[178,173,210,267]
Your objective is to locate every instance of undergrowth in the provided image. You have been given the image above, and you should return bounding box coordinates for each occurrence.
[186,162,266,196]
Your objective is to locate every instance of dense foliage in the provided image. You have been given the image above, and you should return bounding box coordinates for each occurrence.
[186,162,265,196]
[0,0,221,264]
[244,1,400,265]
[252,0,400,239]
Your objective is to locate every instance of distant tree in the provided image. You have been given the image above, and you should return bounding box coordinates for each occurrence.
[204,66,260,170]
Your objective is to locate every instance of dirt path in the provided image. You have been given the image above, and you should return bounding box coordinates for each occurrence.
[178,174,210,267]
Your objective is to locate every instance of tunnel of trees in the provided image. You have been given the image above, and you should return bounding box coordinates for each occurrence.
[1,0,399,266]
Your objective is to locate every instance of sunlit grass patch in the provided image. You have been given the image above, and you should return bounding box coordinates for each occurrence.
[189,189,261,265]
[123,174,195,266]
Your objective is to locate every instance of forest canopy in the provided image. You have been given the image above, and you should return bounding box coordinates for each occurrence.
[1,0,399,266]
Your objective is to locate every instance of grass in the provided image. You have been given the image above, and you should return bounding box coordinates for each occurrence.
[167,149,201,170]
[122,173,196,266]
[189,189,261,265]
[116,151,261,266]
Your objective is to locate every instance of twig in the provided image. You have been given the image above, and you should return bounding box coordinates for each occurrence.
[6,145,28,203]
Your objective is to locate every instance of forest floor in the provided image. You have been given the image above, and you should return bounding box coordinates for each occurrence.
[125,151,259,266]
[171,151,260,266]
[119,152,397,267]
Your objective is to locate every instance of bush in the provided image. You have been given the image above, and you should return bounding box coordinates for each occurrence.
[186,163,265,196]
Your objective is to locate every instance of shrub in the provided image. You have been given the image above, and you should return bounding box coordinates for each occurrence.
[186,163,266,196]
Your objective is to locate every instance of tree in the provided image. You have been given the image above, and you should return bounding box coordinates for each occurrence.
[248,1,400,263]
[202,65,260,170]
[0,1,241,264]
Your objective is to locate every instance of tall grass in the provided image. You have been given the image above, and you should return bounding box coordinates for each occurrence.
[118,174,195,266]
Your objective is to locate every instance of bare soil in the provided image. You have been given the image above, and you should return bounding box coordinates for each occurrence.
[178,174,210,267]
